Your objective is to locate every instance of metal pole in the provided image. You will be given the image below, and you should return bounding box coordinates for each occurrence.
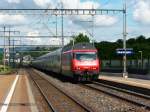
[123,1,128,78]
[56,15,58,38]
[19,35,21,67]
[11,39,20,68]
[72,36,74,46]
[92,14,94,46]
[13,39,15,68]
[8,26,10,66]
[61,3,64,47]
[92,5,94,46]
[3,26,6,71]
[139,51,143,69]
[141,51,143,69]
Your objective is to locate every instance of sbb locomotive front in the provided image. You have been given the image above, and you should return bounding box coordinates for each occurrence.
[31,43,100,81]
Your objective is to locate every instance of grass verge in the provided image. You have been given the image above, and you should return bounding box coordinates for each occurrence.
[0,65,15,75]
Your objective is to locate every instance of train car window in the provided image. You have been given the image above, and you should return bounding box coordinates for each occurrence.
[75,52,97,61]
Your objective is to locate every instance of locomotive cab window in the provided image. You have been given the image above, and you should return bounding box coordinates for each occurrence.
[75,52,97,61]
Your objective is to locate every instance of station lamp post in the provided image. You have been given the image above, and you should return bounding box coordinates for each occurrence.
[138,51,143,69]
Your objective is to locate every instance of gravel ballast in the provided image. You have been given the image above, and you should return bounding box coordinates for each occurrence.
[34,69,149,112]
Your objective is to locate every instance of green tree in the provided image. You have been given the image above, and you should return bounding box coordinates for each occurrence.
[147,37,150,44]
[70,33,90,44]
[95,35,150,60]
[95,41,120,60]
[116,39,123,44]
[0,53,3,64]
[136,35,146,43]
[127,38,136,45]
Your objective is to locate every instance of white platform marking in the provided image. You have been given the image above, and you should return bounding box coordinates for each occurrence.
[0,75,19,112]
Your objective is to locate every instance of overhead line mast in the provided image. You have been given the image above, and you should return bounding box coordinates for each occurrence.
[0,8,124,15]
[123,1,128,78]
[0,26,20,66]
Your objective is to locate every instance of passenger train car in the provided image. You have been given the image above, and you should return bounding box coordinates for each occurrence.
[31,43,100,81]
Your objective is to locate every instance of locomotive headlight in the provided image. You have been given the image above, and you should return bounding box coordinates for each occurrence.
[77,67,80,70]
[92,67,97,70]
[75,66,81,70]
[74,66,80,70]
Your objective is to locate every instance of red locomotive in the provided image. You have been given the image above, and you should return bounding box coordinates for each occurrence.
[32,43,100,81]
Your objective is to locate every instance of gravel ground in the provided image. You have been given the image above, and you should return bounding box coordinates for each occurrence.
[86,83,150,107]
[34,69,149,112]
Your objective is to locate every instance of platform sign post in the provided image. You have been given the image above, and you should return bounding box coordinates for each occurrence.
[116,48,134,78]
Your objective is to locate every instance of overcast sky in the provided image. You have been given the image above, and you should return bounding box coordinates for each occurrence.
[0,0,150,45]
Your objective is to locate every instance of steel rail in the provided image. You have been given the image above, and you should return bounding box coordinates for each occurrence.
[93,81,150,99]
[29,69,93,112]
[27,70,56,112]
[79,82,150,110]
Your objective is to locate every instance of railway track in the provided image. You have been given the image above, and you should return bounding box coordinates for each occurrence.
[79,81,150,110]
[27,69,93,112]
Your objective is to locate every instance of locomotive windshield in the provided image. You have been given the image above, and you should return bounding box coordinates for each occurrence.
[75,52,97,61]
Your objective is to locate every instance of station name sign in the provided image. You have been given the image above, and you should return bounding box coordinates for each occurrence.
[116,48,133,55]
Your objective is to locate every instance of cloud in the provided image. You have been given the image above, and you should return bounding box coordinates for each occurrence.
[62,0,117,27]
[70,15,117,27]
[25,30,63,45]
[60,0,100,9]
[0,15,27,25]
[31,0,117,27]
[133,0,150,24]
[33,0,54,8]
[33,0,100,9]
[6,0,21,4]
[95,15,117,26]
[25,30,41,45]
[27,30,40,36]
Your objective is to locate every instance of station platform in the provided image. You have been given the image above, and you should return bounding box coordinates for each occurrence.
[99,74,150,89]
